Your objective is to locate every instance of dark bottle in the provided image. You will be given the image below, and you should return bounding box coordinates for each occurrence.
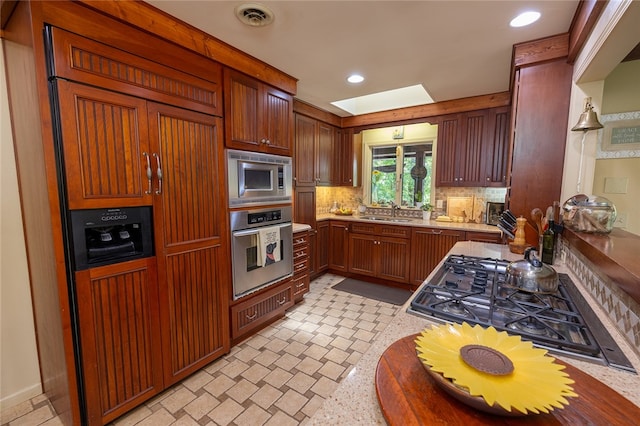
[542,220,555,264]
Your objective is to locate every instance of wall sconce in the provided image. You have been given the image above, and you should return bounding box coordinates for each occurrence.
[571,97,603,193]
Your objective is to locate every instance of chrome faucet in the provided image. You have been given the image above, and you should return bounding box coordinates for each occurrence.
[390,202,400,217]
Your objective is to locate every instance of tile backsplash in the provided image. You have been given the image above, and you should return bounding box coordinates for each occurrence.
[316,186,507,223]
[561,237,640,355]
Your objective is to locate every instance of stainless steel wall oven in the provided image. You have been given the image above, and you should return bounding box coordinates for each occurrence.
[230,206,293,299]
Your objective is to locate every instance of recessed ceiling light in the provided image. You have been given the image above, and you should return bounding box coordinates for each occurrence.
[347,74,364,84]
[510,11,541,28]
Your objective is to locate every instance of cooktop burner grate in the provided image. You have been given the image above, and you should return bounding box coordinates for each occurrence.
[408,255,636,373]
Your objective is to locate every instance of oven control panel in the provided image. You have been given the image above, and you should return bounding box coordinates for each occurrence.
[248,210,282,224]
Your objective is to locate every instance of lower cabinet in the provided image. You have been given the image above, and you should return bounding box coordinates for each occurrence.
[329,220,349,272]
[466,230,502,243]
[348,223,411,283]
[293,229,311,301]
[75,258,163,425]
[316,221,330,274]
[409,227,466,287]
[230,279,294,344]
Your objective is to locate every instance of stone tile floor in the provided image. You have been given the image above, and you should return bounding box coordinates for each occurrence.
[2,274,400,426]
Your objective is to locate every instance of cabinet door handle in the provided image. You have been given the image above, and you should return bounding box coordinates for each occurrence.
[143,152,152,195]
[246,310,258,320]
[277,297,287,305]
[153,153,163,195]
[431,230,442,235]
[265,139,271,145]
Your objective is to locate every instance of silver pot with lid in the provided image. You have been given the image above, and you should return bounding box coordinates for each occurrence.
[505,247,559,294]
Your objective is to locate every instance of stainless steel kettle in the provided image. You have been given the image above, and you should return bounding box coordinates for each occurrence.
[505,247,559,294]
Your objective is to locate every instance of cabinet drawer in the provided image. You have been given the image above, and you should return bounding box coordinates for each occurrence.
[350,222,377,234]
[293,258,309,275]
[292,274,309,299]
[350,222,411,239]
[294,245,309,263]
[379,225,411,239]
[466,231,502,243]
[231,281,294,340]
[294,232,309,248]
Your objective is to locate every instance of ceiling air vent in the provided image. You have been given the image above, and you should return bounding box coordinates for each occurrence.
[235,3,275,27]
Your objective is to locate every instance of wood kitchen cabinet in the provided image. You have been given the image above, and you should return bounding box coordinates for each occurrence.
[75,258,163,425]
[294,114,318,187]
[292,229,310,301]
[507,35,572,232]
[483,106,510,187]
[316,122,337,186]
[316,220,330,274]
[466,230,502,243]
[147,103,229,386]
[329,220,349,273]
[436,110,487,186]
[348,223,411,283]
[230,278,294,344]
[57,81,152,209]
[224,68,293,156]
[409,227,465,287]
[337,128,361,186]
[293,113,338,186]
[51,25,231,410]
[435,107,510,187]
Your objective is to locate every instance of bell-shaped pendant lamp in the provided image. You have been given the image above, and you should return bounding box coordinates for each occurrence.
[571,98,603,193]
[571,99,604,131]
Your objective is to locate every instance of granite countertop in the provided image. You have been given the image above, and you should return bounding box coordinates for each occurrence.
[316,213,501,234]
[293,222,312,233]
[308,241,640,425]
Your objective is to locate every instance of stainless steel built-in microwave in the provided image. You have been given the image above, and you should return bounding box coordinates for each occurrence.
[227,149,293,207]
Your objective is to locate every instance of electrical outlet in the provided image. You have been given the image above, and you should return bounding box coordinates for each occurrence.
[615,212,627,228]
[436,200,444,209]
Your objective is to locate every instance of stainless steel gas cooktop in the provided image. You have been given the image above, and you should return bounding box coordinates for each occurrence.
[407,254,636,373]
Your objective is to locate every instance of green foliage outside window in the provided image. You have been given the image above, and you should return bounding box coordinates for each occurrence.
[371,146,432,206]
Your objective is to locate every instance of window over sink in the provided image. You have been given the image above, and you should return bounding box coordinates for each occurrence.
[362,123,437,207]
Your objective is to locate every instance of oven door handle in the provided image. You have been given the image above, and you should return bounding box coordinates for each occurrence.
[232,223,291,238]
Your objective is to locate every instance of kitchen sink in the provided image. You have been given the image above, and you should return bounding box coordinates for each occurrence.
[360,216,414,222]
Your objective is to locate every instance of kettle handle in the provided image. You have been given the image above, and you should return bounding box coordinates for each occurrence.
[524,246,542,267]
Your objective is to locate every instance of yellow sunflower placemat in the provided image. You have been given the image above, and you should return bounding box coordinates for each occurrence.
[415,322,578,415]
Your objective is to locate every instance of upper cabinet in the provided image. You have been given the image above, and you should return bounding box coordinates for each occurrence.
[507,35,572,225]
[57,81,153,209]
[337,128,361,186]
[435,106,510,187]
[483,106,510,187]
[224,68,293,156]
[294,113,337,186]
[293,113,360,188]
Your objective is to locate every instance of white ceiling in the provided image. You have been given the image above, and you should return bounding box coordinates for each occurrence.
[145,1,579,117]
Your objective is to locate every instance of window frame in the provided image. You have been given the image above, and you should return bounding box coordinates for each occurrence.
[362,133,437,207]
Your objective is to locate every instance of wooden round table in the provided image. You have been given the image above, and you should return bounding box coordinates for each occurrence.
[375,334,640,425]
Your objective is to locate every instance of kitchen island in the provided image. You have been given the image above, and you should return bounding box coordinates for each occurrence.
[308,241,640,425]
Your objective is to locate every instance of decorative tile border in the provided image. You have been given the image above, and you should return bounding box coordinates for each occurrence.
[561,237,640,353]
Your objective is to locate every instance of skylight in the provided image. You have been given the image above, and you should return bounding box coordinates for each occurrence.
[331,84,434,116]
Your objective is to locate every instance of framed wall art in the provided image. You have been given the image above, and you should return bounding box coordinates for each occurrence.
[598,111,640,158]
